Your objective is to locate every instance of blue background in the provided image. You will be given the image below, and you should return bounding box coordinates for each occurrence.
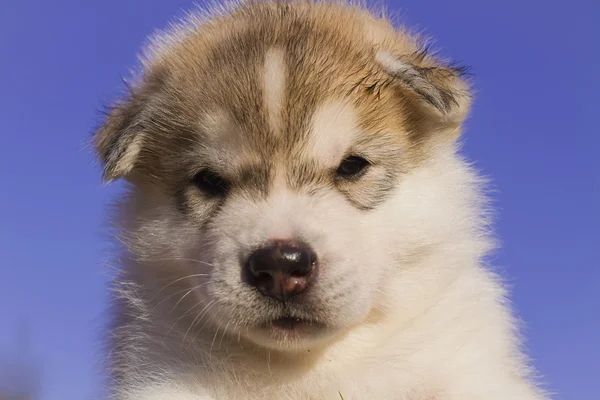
[1,0,598,398]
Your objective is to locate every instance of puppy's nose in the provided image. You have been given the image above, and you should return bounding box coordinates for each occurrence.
[245,241,316,302]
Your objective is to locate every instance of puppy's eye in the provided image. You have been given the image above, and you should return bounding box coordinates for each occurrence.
[336,156,370,179]
[192,170,229,197]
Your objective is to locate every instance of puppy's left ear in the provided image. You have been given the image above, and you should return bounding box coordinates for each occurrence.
[376,49,472,138]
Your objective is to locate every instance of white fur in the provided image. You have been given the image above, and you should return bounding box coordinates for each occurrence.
[103,3,546,400]
[306,100,358,164]
[110,142,545,399]
[263,47,286,136]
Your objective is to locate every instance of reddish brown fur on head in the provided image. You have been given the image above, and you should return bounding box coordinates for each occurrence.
[94,0,471,188]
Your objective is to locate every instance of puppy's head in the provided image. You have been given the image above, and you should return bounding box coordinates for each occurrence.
[96,1,471,350]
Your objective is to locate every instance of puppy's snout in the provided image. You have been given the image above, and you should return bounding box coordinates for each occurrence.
[245,240,317,302]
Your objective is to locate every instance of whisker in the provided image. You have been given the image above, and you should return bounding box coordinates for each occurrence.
[182,300,216,347]
[164,298,206,339]
[209,320,223,357]
[150,273,211,301]
[151,282,209,312]
[146,257,216,267]
[218,320,231,350]
[188,303,219,346]
[169,284,205,315]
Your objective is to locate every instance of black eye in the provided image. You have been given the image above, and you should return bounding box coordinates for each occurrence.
[336,156,370,179]
[192,170,229,197]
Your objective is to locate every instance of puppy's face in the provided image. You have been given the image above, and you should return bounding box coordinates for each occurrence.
[96,2,470,350]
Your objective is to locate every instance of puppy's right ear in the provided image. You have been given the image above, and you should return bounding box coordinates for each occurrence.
[94,92,145,183]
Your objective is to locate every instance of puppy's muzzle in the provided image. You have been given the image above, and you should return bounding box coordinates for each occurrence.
[245,240,317,302]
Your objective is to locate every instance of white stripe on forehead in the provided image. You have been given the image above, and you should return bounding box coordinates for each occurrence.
[306,100,358,164]
[262,47,286,137]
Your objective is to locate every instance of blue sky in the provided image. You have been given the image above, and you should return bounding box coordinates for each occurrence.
[0,0,598,399]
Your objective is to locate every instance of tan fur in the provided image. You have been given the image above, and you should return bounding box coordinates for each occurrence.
[94,1,548,399]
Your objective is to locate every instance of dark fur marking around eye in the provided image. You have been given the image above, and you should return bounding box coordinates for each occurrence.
[174,186,192,215]
[193,170,230,198]
[338,167,398,212]
[335,156,371,180]
[237,163,271,197]
[174,183,229,232]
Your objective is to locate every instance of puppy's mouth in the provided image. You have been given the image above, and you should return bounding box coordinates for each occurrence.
[271,316,315,330]
[239,305,341,349]
[257,315,327,339]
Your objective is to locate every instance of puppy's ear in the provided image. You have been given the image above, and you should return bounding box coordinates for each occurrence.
[376,48,472,138]
[94,91,147,183]
[95,64,171,183]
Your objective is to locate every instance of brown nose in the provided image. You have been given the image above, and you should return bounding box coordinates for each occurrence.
[245,240,316,302]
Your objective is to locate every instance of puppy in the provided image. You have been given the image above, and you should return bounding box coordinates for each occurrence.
[94,1,547,399]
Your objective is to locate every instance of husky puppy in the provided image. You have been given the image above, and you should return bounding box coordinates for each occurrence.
[94,1,547,399]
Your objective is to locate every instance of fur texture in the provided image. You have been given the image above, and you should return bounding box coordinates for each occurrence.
[94,1,547,399]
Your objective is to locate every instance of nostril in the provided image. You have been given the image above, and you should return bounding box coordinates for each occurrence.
[251,270,265,279]
[290,268,309,277]
[246,260,273,286]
